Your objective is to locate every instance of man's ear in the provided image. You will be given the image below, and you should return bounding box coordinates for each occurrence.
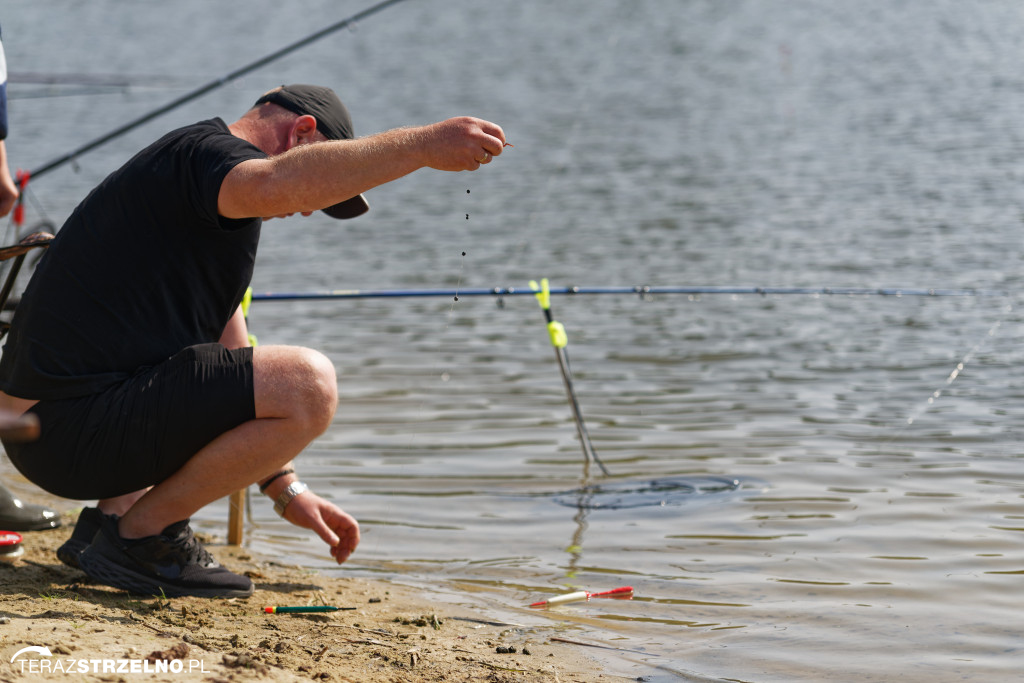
[289,114,320,146]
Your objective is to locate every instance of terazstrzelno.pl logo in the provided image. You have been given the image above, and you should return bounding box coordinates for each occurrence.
[9,644,209,675]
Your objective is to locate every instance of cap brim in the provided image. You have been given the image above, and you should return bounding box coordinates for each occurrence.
[322,194,370,220]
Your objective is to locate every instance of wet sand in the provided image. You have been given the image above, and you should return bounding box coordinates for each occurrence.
[0,500,621,682]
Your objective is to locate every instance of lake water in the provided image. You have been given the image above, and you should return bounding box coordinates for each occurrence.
[5,1,1024,680]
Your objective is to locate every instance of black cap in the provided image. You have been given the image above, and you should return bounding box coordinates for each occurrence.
[255,84,369,220]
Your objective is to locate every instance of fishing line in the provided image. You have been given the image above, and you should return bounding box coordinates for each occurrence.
[905,313,1005,427]
[10,86,132,100]
[7,72,186,104]
[875,299,1014,452]
[9,70,184,88]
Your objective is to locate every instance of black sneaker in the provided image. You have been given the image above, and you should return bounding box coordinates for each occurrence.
[57,507,111,569]
[78,516,253,598]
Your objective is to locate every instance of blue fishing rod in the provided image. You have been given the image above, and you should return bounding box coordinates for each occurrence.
[250,284,1010,301]
[251,278,1009,480]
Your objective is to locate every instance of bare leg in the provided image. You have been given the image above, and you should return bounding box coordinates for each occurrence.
[116,345,337,539]
[97,489,149,516]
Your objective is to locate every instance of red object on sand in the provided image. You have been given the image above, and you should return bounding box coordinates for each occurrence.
[0,531,24,561]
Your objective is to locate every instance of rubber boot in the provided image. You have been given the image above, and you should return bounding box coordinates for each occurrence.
[0,482,61,531]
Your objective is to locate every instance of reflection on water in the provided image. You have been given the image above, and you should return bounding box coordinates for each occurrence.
[7,0,1024,680]
[550,476,742,510]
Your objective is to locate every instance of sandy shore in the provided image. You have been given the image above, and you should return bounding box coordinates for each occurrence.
[0,500,626,682]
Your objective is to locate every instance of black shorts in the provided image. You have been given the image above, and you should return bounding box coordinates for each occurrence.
[3,343,255,500]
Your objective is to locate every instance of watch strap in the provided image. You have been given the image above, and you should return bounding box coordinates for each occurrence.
[273,481,309,517]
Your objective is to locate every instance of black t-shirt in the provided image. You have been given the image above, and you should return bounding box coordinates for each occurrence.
[0,118,266,399]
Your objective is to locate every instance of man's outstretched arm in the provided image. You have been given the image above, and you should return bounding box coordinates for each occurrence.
[218,116,505,220]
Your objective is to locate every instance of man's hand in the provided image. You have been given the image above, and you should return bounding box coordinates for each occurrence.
[282,490,361,564]
[417,117,507,172]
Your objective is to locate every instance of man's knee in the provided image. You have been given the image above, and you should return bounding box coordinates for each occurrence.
[291,348,337,431]
[304,348,338,419]
[254,346,338,431]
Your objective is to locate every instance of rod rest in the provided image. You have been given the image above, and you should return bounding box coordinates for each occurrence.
[0,231,54,339]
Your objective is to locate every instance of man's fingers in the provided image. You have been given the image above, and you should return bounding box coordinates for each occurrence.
[332,544,354,564]
[321,505,360,563]
[470,133,508,169]
[477,119,506,146]
[430,117,507,171]
[315,522,341,548]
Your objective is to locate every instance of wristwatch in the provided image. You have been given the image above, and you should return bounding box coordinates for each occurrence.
[273,481,309,517]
